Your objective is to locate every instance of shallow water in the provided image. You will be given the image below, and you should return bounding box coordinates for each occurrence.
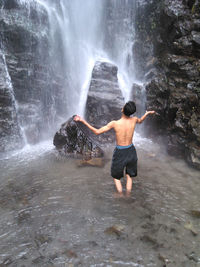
[0,136,199,267]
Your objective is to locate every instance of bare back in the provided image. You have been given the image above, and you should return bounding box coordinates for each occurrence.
[112,116,137,146]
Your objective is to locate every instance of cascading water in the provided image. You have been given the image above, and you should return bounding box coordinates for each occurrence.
[35,0,139,115]
[0,0,142,152]
[102,0,137,101]
[45,0,106,117]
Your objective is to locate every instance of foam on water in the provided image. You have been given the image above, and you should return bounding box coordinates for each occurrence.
[0,140,53,162]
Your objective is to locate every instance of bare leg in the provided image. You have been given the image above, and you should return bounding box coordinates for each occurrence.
[113,178,123,195]
[126,174,132,196]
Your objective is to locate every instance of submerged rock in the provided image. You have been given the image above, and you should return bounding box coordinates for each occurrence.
[184,221,198,236]
[77,157,104,167]
[53,116,104,160]
[190,210,200,218]
[104,225,125,237]
[85,61,124,143]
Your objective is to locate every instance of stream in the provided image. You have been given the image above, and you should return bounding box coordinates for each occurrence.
[0,136,199,267]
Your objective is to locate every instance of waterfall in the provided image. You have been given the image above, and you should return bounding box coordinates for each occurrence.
[102,0,137,101]
[43,0,106,117]
[43,0,138,113]
[0,0,141,152]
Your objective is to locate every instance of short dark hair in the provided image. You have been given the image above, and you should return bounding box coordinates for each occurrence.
[123,101,136,117]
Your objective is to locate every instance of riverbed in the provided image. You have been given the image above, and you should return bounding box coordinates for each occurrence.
[0,135,199,267]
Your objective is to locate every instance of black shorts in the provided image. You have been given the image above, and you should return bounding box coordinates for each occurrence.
[111,144,138,180]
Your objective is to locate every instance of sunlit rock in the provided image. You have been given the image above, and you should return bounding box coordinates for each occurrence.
[85,61,124,143]
[53,116,104,159]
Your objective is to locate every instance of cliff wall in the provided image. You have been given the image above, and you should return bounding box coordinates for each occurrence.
[133,0,200,168]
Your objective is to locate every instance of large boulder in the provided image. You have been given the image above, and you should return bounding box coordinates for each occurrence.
[53,116,104,160]
[85,61,124,143]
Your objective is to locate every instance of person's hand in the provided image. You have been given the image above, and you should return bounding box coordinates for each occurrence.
[146,110,155,115]
[148,111,156,115]
[74,115,83,122]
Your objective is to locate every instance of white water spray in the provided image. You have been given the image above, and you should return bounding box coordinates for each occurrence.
[43,0,106,117]
[2,54,27,145]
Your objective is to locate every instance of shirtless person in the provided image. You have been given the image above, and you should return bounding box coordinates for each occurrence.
[74,101,155,196]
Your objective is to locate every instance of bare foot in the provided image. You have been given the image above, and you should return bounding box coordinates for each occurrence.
[113,192,124,198]
[125,191,131,198]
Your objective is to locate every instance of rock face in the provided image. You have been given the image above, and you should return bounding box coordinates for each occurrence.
[0,51,23,151]
[0,0,67,151]
[130,83,146,117]
[133,0,200,169]
[85,61,124,143]
[53,116,104,159]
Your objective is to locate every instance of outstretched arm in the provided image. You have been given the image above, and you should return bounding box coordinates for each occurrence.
[74,115,114,135]
[137,110,155,124]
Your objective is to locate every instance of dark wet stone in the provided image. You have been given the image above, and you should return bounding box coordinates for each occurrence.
[32,256,45,264]
[34,233,52,247]
[130,83,145,116]
[0,1,68,151]
[140,234,161,248]
[141,222,155,230]
[186,145,200,170]
[53,116,104,159]
[0,179,42,210]
[17,210,31,224]
[85,61,124,143]
[134,0,200,170]
[49,253,59,260]
[0,0,20,9]
[0,50,23,152]
[190,210,200,218]
[185,252,199,263]
[87,241,98,247]
[158,253,170,266]
[1,257,14,265]
[62,249,78,258]
[104,225,125,237]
